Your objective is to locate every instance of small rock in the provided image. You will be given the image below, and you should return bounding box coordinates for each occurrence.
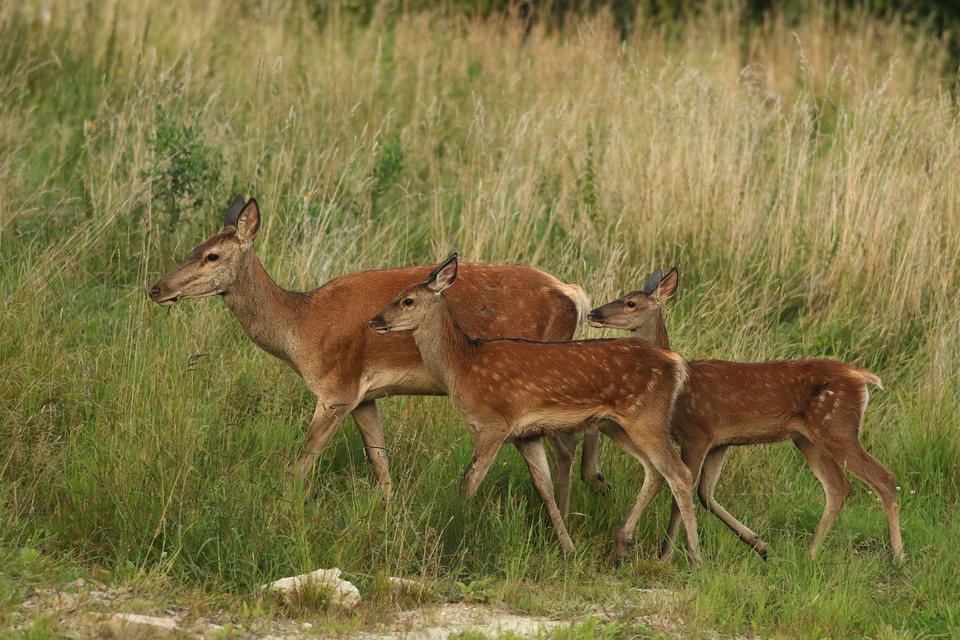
[387,576,431,598]
[261,568,361,611]
[106,613,178,636]
[46,592,76,611]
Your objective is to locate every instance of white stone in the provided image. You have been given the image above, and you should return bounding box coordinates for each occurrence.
[261,568,361,610]
[387,576,431,597]
[106,613,178,636]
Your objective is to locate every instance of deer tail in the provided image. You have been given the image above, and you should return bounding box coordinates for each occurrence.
[859,370,883,389]
[667,350,690,413]
[558,283,591,330]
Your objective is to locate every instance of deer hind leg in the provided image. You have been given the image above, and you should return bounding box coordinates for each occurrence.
[351,400,393,503]
[293,398,354,479]
[660,440,711,560]
[792,435,851,558]
[547,433,576,518]
[579,428,610,494]
[515,437,575,554]
[809,430,903,563]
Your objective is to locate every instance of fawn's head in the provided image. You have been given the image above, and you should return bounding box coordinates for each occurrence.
[587,267,678,333]
[369,252,459,334]
[148,195,261,306]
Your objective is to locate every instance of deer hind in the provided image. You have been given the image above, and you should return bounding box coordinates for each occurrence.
[588,267,903,562]
[148,195,606,509]
[370,253,702,563]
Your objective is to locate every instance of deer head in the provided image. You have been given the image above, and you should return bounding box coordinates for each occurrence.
[148,195,261,306]
[587,267,678,334]
[369,252,459,334]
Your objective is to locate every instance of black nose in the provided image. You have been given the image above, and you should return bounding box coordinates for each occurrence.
[149,286,160,298]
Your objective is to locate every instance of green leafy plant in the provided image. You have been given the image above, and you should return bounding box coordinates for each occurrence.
[145,103,221,233]
[454,578,498,604]
[369,127,405,217]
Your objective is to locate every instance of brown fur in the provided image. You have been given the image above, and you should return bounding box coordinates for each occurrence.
[370,255,702,562]
[588,267,903,562]
[148,196,604,505]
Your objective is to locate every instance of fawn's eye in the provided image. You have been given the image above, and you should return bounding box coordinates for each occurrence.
[206,253,219,262]
[626,301,636,309]
[402,298,414,307]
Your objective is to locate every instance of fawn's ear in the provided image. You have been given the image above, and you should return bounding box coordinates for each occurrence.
[428,252,459,293]
[641,267,664,295]
[222,194,246,229]
[235,198,261,244]
[653,267,679,303]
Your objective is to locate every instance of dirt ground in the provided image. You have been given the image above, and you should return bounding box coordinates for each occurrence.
[10,578,683,639]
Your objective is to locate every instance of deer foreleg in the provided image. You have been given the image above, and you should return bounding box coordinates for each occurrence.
[460,428,507,500]
[292,398,353,478]
[579,428,610,494]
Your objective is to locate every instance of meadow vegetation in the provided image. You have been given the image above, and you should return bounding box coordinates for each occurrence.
[1,0,959,637]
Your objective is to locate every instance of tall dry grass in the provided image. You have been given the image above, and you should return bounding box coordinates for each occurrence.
[1,1,959,637]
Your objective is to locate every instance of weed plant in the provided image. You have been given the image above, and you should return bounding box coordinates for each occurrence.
[1,1,958,637]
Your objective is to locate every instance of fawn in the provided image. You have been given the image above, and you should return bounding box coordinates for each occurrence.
[370,254,702,562]
[588,267,903,562]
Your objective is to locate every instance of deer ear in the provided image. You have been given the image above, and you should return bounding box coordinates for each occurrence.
[641,267,665,295]
[428,252,459,292]
[654,267,679,302]
[235,198,260,244]
[223,194,246,229]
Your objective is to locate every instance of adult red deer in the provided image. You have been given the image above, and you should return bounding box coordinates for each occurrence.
[148,195,605,508]
[369,254,701,562]
[587,268,903,562]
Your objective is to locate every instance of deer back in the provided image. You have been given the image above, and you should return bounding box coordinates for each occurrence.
[675,358,879,444]
[260,262,584,400]
[448,337,688,436]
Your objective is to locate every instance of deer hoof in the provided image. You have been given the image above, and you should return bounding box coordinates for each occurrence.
[584,473,611,495]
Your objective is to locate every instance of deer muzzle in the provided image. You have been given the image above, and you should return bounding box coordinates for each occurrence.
[368,315,392,334]
[586,310,607,327]
[148,283,179,307]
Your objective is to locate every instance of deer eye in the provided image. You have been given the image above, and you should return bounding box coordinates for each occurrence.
[206,253,219,262]
[626,301,636,309]
[402,298,415,307]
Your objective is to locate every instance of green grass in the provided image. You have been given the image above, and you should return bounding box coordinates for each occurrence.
[2,1,959,638]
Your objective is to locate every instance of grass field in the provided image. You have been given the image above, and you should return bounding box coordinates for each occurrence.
[2,1,959,637]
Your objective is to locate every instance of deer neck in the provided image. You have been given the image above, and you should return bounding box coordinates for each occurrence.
[221,252,302,368]
[630,310,670,350]
[409,299,475,393]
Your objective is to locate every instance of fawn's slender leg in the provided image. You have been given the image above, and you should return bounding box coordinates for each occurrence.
[660,439,710,559]
[809,432,903,562]
[548,433,577,518]
[579,429,610,493]
[793,435,851,557]
[696,445,769,558]
[615,416,701,565]
[600,424,662,557]
[515,437,575,554]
